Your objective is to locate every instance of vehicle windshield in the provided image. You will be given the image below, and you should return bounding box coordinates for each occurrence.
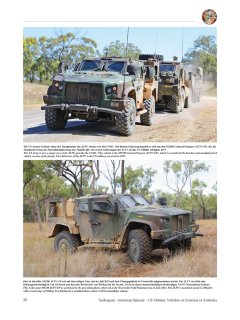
[160,64,175,72]
[118,195,150,208]
[80,60,101,71]
[105,61,125,73]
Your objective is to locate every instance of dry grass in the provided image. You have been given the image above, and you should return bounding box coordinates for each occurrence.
[23,220,217,277]
[23,82,48,110]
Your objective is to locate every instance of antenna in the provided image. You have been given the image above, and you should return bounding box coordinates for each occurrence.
[154,28,158,58]
[181,28,184,62]
[123,27,130,97]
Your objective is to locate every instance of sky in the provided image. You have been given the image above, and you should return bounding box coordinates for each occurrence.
[95,160,217,195]
[23,27,217,61]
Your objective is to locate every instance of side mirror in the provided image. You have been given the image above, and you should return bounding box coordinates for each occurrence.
[114,202,119,215]
[159,197,167,206]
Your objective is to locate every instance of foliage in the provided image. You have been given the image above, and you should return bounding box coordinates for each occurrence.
[23,31,99,83]
[118,166,157,197]
[184,35,217,85]
[103,40,141,60]
[163,160,209,207]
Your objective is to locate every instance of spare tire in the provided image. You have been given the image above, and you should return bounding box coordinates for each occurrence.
[145,66,154,80]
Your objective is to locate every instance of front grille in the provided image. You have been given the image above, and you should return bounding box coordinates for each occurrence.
[171,215,189,231]
[65,83,102,104]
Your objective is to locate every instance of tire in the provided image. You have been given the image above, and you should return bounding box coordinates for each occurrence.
[168,96,181,113]
[54,231,80,254]
[140,96,155,126]
[145,66,154,80]
[116,98,136,136]
[45,109,67,130]
[184,96,191,108]
[127,229,152,263]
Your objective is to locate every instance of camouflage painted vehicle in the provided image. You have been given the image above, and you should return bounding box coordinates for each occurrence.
[158,57,191,113]
[41,56,158,136]
[48,194,203,263]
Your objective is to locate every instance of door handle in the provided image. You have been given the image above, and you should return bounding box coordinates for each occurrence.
[90,220,101,225]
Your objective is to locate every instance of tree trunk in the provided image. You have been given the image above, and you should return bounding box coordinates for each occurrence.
[35,201,43,231]
[202,207,206,219]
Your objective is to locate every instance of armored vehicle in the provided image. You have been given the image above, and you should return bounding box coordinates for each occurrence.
[41,56,158,136]
[158,57,191,113]
[48,194,203,263]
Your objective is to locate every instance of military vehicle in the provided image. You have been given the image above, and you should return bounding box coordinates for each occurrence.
[185,66,203,103]
[47,194,203,263]
[41,56,159,136]
[158,57,190,113]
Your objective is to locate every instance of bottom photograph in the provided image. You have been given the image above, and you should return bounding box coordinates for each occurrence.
[23,159,217,277]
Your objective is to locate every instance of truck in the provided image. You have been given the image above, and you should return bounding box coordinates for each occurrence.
[158,57,203,113]
[47,193,203,263]
[41,56,159,136]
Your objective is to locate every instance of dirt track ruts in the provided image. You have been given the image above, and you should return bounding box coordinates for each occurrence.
[23,96,216,143]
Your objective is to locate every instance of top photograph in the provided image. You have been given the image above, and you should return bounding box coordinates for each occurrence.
[23,27,217,143]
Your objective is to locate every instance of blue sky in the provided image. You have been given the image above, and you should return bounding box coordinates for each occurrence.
[23,27,216,60]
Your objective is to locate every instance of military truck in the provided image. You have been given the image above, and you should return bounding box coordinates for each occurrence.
[185,66,203,103]
[158,57,191,113]
[41,56,158,136]
[48,194,203,263]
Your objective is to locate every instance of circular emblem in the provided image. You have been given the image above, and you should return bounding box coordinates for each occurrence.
[202,9,217,25]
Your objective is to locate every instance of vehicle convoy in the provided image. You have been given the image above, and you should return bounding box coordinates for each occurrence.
[158,57,203,113]
[42,56,160,136]
[48,193,203,263]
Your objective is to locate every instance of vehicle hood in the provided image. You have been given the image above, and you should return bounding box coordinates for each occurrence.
[127,205,190,217]
[55,71,132,84]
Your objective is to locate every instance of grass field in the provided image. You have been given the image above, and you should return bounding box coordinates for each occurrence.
[23,82,48,110]
[23,219,217,277]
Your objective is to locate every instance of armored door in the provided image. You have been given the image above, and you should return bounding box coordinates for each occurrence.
[88,198,119,243]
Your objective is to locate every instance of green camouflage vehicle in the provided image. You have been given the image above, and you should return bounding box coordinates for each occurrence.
[48,194,203,263]
[41,57,158,136]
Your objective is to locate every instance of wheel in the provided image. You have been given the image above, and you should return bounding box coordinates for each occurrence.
[168,96,181,113]
[127,229,152,263]
[45,109,67,130]
[140,96,155,126]
[116,98,136,136]
[184,95,191,108]
[54,231,80,254]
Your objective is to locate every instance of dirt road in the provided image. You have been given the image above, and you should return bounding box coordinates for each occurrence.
[23,96,216,143]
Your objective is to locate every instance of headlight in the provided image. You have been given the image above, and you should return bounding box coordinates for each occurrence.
[105,85,117,95]
[160,218,169,228]
[54,81,63,90]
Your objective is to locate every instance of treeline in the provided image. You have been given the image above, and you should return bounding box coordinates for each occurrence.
[23,32,141,83]
[23,160,217,223]
[23,30,217,85]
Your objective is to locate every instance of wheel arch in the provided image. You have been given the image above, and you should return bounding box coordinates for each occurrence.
[120,221,152,247]
[48,223,79,238]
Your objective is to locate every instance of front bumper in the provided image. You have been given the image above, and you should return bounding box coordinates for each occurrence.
[162,231,203,246]
[41,103,124,116]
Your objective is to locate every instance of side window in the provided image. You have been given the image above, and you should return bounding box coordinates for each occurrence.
[93,201,113,214]
[79,202,89,212]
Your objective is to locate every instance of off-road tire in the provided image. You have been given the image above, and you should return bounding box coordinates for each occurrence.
[184,96,190,108]
[168,96,181,113]
[54,231,80,254]
[140,96,155,126]
[45,109,67,130]
[116,98,136,136]
[127,229,152,263]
